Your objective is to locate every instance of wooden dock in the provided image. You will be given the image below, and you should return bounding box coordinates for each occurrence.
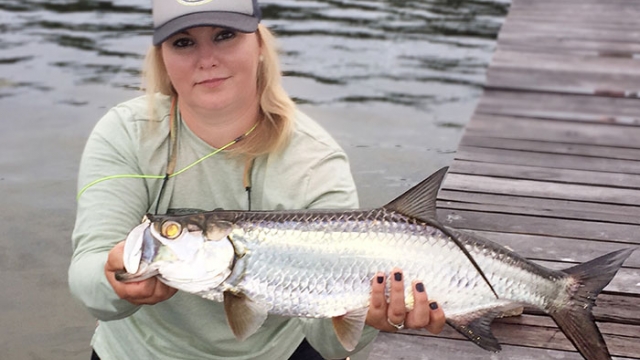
[370,0,640,358]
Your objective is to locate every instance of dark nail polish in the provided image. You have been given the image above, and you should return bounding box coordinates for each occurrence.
[429,302,439,310]
[376,276,384,284]
[394,272,402,281]
[416,282,425,293]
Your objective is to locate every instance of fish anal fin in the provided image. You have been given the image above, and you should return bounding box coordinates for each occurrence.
[383,167,448,220]
[331,307,368,351]
[447,303,521,352]
[223,291,269,341]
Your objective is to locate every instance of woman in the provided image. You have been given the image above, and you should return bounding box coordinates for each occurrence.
[69,1,445,359]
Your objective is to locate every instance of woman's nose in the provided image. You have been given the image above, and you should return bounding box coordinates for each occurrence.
[197,44,219,69]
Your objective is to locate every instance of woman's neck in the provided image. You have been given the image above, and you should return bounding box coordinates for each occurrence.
[177,98,260,149]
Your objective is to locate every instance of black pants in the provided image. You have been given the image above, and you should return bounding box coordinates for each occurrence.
[91,339,342,360]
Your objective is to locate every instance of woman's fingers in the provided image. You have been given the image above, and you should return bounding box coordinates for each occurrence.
[366,269,447,334]
[105,241,177,305]
[424,301,446,334]
[366,272,389,329]
[366,268,409,332]
[105,241,126,272]
[386,268,406,330]
[404,281,430,329]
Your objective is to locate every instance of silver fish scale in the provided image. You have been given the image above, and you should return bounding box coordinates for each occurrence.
[219,209,567,318]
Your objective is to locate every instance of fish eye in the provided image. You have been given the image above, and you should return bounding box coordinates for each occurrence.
[161,221,182,239]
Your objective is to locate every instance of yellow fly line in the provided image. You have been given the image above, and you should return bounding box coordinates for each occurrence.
[76,97,258,201]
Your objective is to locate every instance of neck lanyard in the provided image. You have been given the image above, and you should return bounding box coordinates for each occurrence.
[153,97,257,214]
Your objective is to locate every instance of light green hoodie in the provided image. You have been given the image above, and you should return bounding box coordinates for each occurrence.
[69,94,377,360]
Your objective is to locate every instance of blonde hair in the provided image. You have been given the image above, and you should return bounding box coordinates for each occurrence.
[142,24,295,156]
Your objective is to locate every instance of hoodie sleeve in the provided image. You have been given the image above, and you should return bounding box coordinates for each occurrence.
[68,106,155,321]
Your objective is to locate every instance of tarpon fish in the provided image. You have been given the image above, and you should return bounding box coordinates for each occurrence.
[117,167,634,360]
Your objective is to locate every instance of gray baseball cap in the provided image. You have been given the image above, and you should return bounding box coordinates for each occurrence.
[152,0,262,45]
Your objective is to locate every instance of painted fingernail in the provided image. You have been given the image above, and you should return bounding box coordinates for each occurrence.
[376,275,384,284]
[416,282,425,293]
[394,272,402,281]
[429,302,439,310]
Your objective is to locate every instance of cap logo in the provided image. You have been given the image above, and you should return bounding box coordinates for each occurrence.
[176,0,214,5]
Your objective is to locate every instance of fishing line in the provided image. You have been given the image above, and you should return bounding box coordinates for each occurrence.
[75,134,253,201]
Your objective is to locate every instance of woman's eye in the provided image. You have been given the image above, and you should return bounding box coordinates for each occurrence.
[172,37,194,48]
[215,30,236,42]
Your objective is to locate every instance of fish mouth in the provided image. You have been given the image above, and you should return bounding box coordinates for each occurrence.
[116,221,161,283]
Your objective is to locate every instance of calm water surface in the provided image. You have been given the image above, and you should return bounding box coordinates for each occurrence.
[0,1,508,359]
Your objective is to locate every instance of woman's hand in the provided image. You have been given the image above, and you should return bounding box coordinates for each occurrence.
[366,268,445,334]
[105,241,178,305]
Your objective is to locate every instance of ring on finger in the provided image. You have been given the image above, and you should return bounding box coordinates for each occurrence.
[387,317,405,330]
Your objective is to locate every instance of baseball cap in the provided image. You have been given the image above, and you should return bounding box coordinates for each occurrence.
[152,0,262,45]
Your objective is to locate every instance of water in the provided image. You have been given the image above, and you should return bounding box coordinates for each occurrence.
[0,1,508,359]
[1,0,509,203]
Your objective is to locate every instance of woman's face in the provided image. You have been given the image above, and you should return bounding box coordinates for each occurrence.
[161,26,261,113]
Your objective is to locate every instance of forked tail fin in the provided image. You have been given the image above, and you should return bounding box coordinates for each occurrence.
[550,248,634,360]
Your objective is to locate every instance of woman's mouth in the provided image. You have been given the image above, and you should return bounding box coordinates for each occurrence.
[196,77,229,88]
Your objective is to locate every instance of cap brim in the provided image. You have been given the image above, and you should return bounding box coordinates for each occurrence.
[153,12,259,45]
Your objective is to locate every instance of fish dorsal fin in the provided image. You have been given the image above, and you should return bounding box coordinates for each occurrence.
[223,291,269,341]
[166,208,207,215]
[447,302,521,352]
[383,167,448,220]
[331,307,368,351]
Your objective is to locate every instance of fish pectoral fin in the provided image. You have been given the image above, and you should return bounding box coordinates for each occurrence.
[447,303,521,352]
[223,291,269,341]
[331,307,368,351]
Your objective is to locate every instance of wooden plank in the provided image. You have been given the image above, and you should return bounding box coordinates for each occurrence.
[476,91,640,124]
[509,0,640,12]
[466,115,640,148]
[454,147,640,174]
[496,33,640,57]
[371,331,639,360]
[438,207,640,246]
[440,188,640,218]
[486,66,640,95]
[442,173,640,206]
[499,17,640,44]
[498,39,640,57]
[510,0,640,6]
[491,50,640,77]
[440,199,640,226]
[449,161,640,190]
[504,13,640,28]
[506,10,640,26]
[438,191,640,225]
[487,47,640,94]
[494,314,640,338]
[459,136,640,161]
